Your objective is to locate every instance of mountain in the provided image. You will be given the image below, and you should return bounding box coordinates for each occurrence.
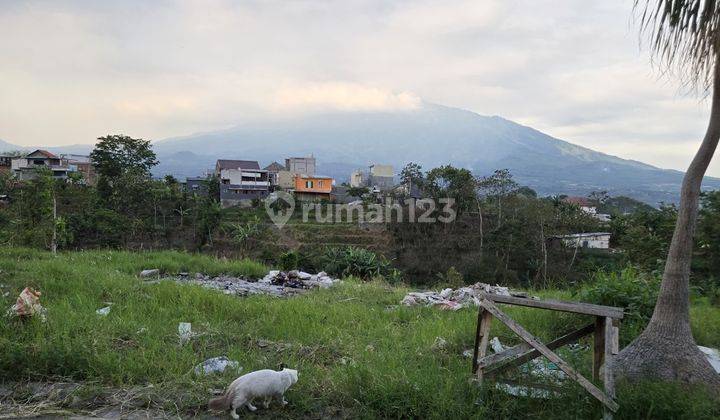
[153,103,720,205]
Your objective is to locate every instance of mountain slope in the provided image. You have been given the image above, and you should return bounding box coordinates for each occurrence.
[154,103,719,204]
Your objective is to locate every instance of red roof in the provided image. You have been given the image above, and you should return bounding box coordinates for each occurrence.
[27,149,59,159]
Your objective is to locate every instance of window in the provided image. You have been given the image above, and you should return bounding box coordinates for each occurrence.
[305,180,313,188]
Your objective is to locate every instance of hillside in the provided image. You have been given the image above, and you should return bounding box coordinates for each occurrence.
[3,103,720,204]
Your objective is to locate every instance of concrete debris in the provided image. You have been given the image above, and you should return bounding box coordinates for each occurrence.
[699,346,720,373]
[139,269,160,278]
[96,306,112,316]
[178,322,193,344]
[194,356,242,376]
[7,287,47,322]
[173,271,341,298]
[401,282,527,310]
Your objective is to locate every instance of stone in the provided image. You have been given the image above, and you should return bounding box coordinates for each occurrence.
[139,269,160,278]
[194,356,241,376]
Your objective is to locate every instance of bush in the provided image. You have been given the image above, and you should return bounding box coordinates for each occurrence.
[575,267,660,344]
[279,250,300,271]
[321,246,391,280]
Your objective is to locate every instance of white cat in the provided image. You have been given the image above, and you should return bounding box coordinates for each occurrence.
[208,368,299,418]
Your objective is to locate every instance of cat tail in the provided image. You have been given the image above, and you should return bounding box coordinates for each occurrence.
[208,394,230,411]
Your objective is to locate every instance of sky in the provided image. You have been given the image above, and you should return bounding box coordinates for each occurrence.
[1,0,718,176]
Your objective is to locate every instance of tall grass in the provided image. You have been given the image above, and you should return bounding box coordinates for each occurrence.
[0,248,718,418]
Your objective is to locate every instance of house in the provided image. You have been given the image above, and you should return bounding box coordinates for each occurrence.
[215,159,270,207]
[563,196,611,222]
[554,232,611,249]
[293,174,333,201]
[263,162,286,188]
[350,170,365,188]
[0,156,12,175]
[185,176,209,196]
[11,150,72,181]
[368,164,394,190]
[285,156,316,175]
[61,154,96,185]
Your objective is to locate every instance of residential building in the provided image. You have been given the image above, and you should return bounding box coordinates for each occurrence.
[563,196,611,222]
[368,164,394,191]
[350,170,365,188]
[62,154,96,185]
[185,177,209,196]
[293,174,333,201]
[263,162,286,187]
[215,159,270,207]
[554,232,611,249]
[11,150,72,181]
[285,156,316,176]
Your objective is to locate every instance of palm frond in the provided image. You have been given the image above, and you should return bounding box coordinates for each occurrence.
[635,0,720,90]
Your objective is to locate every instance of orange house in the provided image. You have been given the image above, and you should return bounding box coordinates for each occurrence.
[293,175,333,201]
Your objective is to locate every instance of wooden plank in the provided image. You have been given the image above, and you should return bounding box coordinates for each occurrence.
[481,323,595,374]
[471,308,484,374]
[593,317,605,381]
[483,294,624,319]
[611,319,620,355]
[475,311,493,383]
[479,298,619,412]
[603,316,616,420]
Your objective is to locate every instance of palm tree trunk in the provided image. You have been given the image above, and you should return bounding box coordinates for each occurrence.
[614,55,720,391]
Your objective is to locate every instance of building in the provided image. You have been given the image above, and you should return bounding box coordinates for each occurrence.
[563,196,611,223]
[215,159,270,207]
[11,150,72,181]
[350,170,365,188]
[263,162,286,188]
[368,164,394,191]
[293,174,333,201]
[185,177,209,196]
[554,232,611,249]
[285,156,316,176]
[62,154,96,185]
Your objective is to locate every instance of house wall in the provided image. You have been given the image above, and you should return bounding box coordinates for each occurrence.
[370,164,393,178]
[294,176,333,193]
[219,168,269,188]
[350,170,365,187]
[276,170,295,189]
[286,157,316,176]
[562,234,610,249]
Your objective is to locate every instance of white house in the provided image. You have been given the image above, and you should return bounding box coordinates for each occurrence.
[556,232,611,249]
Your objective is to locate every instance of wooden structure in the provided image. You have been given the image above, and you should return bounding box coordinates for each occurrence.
[472,293,623,415]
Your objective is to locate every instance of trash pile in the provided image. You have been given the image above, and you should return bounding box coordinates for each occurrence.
[6,287,47,322]
[401,282,528,311]
[194,356,242,376]
[168,270,341,298]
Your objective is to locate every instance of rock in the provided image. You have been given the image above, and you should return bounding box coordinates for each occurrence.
[297,271,312,280]
[699,346,720,373]
[194,356,241,376]
[195,272,205,280]
[288,270,299,279]
[139,269,160,278]
[431,337,447,351]
[178,322,192,344]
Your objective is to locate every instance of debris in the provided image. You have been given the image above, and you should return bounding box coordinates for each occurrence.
[431,337,448,351]
[699,346,720,373]
[178,322,192,344]
[139,269,160,278]
[96,306,112,316]
[401,282,527,311]
[194,356,242,376]
[176,270,342,298]
[7,287,47,322]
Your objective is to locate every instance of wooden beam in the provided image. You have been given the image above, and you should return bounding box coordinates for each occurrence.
[479,298,619,412]
[472,308,484,374]
[593,317,605,381]
[481,323,595,374]
[603,316,616,420]
[475,311,493,383]
[484,294,624,319]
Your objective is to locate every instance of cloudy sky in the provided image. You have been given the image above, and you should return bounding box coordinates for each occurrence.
[1,0,718,176]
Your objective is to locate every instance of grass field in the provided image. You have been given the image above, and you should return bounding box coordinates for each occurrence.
[0,248,718,418]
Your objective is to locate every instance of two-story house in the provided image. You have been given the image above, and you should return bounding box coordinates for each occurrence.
[215,159,270,207]
[293,174,334,201]
[11,150,72,181]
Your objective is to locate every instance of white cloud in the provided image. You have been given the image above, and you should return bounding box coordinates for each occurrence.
[273,83,420,112]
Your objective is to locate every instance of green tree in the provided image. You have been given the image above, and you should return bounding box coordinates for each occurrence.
[425,165,476,212]
[347,186,369,199]
[90,135,158,200]
[614,0,720,391]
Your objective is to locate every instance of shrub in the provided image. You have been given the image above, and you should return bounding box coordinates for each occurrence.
[279,250,300,271]
[321,246,391,280]
[574,267,660,344]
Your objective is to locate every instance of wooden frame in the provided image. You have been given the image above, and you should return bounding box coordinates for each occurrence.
[472,294,622,415]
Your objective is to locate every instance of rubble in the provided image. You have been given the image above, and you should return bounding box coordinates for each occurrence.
[7,287,47,322]
[699,346,720,373]
[194,356,242,376]
[178,322,193,344]
[401,282,528,311]
[96,306,112,316]
[139,269,160,278]
[173,270,342,298]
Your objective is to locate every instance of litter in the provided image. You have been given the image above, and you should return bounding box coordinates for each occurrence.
[176,271,342,298]
[401,283,528,311]
[178,322,193,344]
[139,269,160,278]
[96,306,112,316]
[7,287,47,322]
[194,356,242,376]
[699,346,720,373]
[431,337,448,351]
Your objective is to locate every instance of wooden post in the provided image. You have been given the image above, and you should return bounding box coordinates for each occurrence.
[593,317,605,381]
[472,309,492,383]
[603,316,616,420]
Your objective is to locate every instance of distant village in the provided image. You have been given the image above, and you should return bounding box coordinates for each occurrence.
[0,150,613,249]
